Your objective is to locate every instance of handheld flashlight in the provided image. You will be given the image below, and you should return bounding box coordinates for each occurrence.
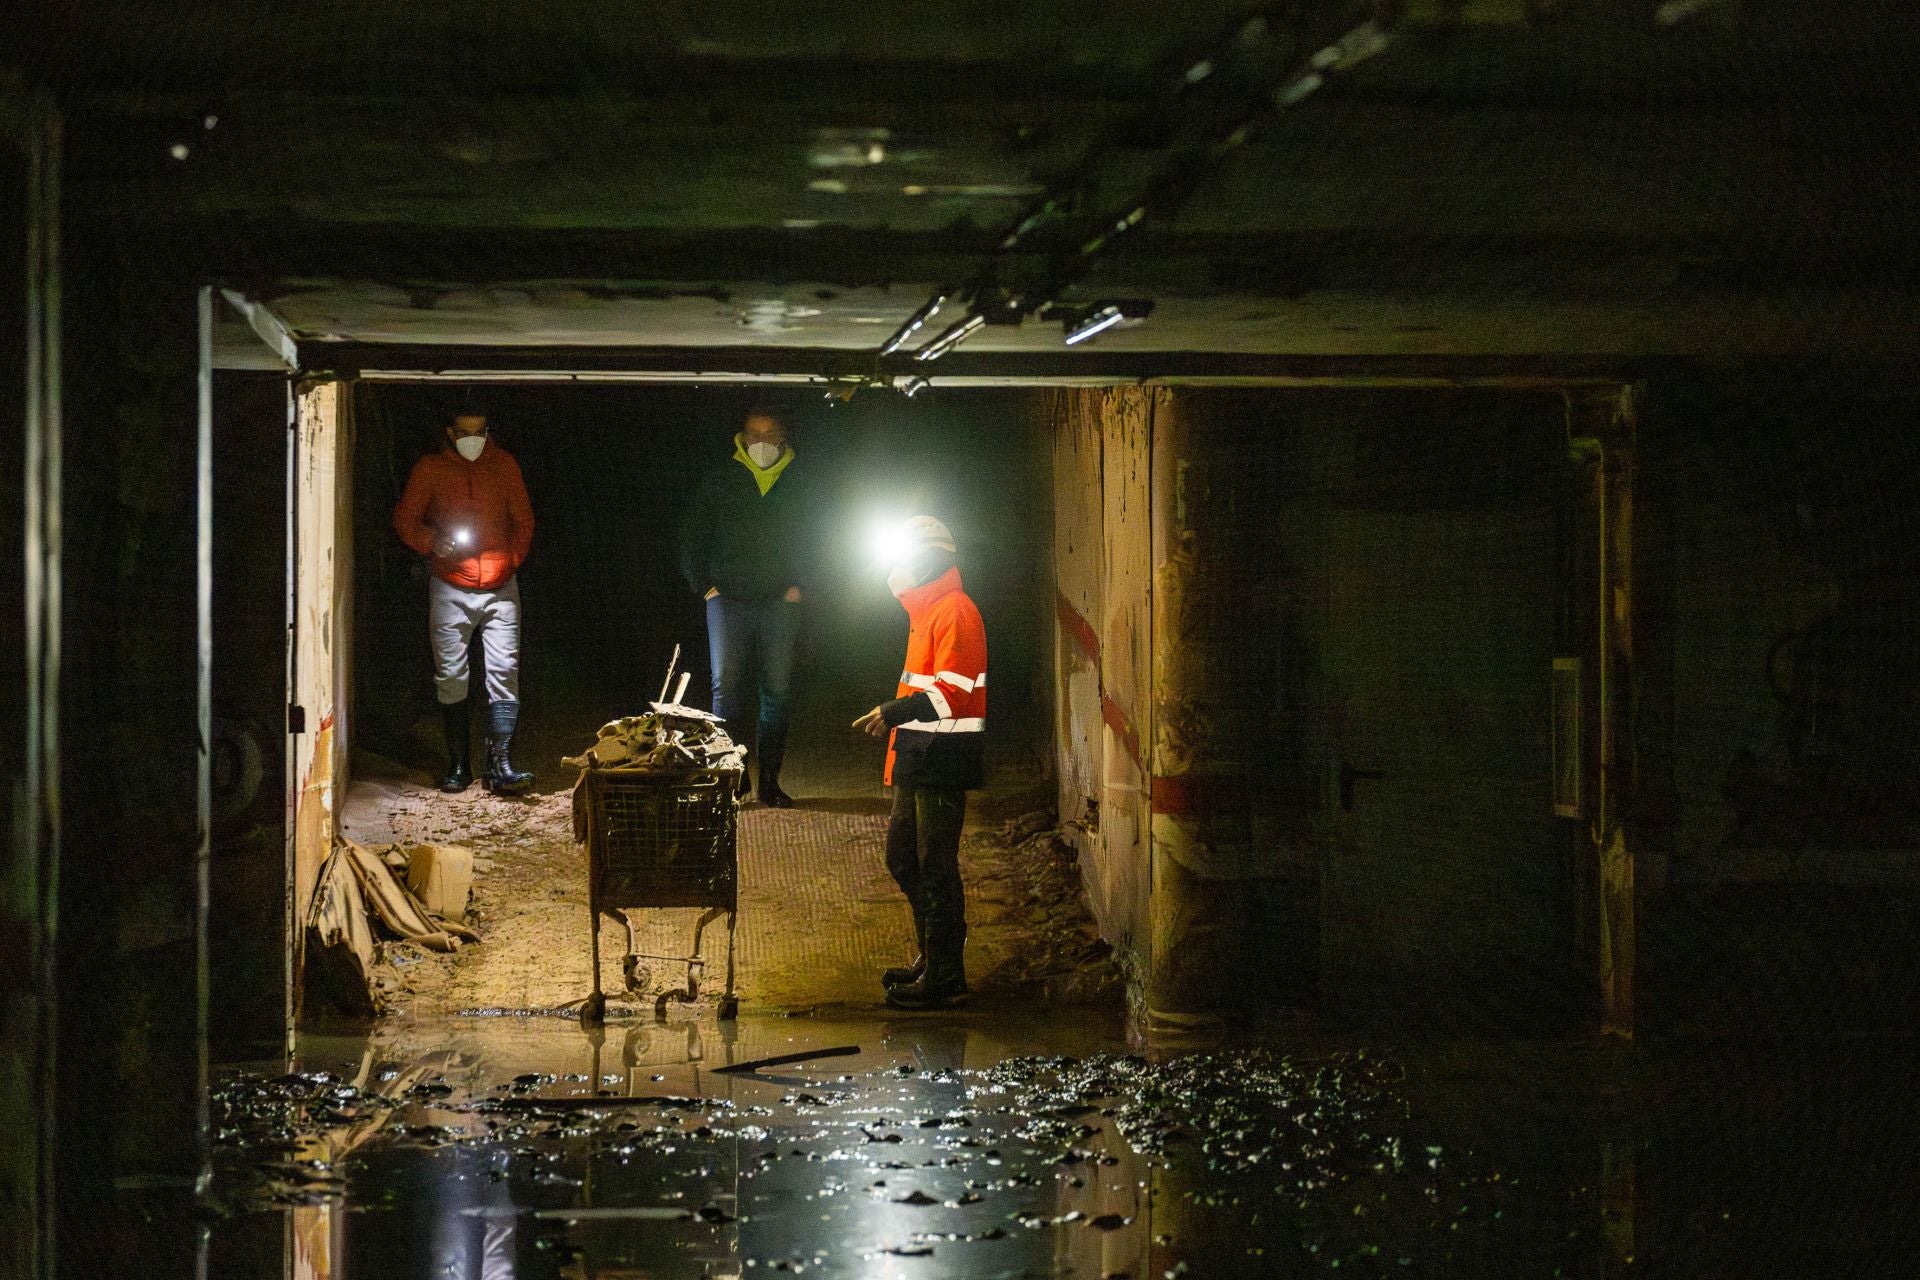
[452,527,473,548]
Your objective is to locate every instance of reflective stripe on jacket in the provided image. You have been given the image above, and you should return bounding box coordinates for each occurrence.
[884,566,987,790]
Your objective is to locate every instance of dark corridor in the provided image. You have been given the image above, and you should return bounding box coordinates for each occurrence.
[14,4,1920,1278]
[350,385,1050,795]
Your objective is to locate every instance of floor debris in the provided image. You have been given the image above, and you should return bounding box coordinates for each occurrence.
[204,1014,1687,1278]
[713,1044,862,1075]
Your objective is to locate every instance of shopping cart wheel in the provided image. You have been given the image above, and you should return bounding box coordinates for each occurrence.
[718,996,739,1021]
[580,992,607,1025]
[622,956,651,994]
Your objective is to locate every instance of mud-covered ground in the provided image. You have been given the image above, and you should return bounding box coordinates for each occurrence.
[341,755,1121,1018]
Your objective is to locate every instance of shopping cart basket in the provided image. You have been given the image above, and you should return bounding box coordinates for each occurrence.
[572,763,741,1023]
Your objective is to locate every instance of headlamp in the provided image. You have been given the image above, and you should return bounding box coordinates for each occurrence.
[866,519,914,568]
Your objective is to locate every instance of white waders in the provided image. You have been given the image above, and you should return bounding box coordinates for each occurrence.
[429,575,522,705]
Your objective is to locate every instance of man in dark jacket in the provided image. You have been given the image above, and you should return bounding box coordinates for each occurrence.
[678,404,817,807]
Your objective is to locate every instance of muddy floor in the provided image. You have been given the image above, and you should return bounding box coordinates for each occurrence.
[340,749,1121,1019]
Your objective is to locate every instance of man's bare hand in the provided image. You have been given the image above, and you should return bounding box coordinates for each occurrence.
[434,534,459,559]
[851,707,888,738]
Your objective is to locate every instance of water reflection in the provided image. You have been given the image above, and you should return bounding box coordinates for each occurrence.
[210,1014,1920,1279]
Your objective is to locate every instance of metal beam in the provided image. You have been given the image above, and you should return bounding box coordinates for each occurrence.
[218,289,297,368]
[314,343,1665,386]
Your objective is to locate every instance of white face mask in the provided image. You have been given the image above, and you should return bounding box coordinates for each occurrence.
[746,440,782,469]
[887,567,918,597]
[454,435,487,461]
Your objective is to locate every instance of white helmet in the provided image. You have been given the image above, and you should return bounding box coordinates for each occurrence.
[901,514,956,553]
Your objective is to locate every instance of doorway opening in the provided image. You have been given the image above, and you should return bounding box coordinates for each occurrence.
[274,378,1102,1031]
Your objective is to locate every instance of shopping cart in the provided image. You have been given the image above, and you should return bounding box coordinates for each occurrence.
[572,762,741,1024]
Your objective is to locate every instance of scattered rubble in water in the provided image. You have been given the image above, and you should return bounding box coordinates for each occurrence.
[207,1041,1602,1277]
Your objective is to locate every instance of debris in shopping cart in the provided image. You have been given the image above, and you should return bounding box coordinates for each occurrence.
[561,708,745,774]
[713,1045,863,1076]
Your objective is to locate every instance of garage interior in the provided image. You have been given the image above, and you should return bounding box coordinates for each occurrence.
[8,3,1920,1277]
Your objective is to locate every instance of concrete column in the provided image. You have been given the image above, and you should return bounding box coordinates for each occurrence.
[1146,391,1317,1022]
[53,219,209,1271]
[1050,387,1155,992]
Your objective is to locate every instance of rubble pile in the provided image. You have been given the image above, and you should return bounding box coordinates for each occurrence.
[970,810,1126,1006]
[562,703,745,775]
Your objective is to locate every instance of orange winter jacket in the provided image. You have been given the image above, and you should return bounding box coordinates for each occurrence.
[392,442,534,591]
[881,566,988,790]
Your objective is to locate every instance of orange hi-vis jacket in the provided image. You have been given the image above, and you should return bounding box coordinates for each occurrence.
[392,442,534,591]
[883,566,988,790]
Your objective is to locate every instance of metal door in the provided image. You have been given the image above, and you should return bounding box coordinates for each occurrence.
[1298,397,1573,1032]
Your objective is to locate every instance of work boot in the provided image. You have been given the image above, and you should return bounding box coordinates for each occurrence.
[483,699,534,796]
[756,720,793,807]
[882,920,927,990]
[885,932,967,1010]
[439,700,472,793]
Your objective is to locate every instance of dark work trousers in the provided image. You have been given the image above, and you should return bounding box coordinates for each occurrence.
[705,595,800,788]
[885,782,969,973]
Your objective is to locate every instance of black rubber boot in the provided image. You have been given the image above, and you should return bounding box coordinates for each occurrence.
[756,719,793,807]
[883,960,968,1010]
[882,919,927,990]
[439,700,472,793]
[483,698,534,796]
[885,925,967,1009]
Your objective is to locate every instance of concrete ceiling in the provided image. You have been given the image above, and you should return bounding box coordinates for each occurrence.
[32,0,1920,369]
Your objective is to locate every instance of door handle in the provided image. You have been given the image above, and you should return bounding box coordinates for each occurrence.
[1339,761,1388,812]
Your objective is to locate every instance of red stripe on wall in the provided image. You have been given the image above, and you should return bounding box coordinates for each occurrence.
[1153,772,1260,816]
[1056,589,1145,773]
[1055,591,1100,665]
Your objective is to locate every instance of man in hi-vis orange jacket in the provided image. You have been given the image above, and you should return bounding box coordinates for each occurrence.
[853,516,987,1009]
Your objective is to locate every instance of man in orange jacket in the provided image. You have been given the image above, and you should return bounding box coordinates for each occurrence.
[392,408,536,795]
[853,515,987,1009]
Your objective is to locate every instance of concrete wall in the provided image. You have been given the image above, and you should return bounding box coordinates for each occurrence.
[1049,388,1157,995]
[1047,376,1920,1036]
[52,229,207,1272]
[1636,374,1920,1035]
[291,381,352,1021]
[208,371,290,1059]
